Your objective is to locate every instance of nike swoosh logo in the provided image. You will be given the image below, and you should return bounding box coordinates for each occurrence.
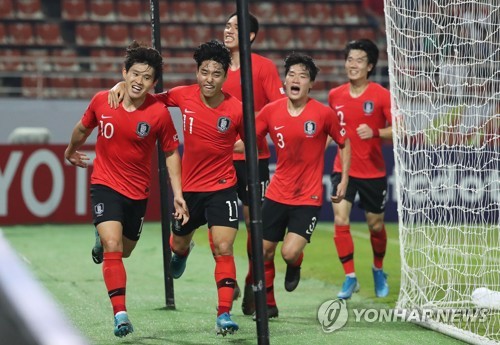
[229,217,238,222]
[184,109,195,114]
[335,105,344,110]
[274,126,285,130]
[102,115,112,119]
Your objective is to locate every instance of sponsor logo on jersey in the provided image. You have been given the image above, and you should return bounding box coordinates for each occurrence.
[217,116,231,132]
[136,122,151,137]
[304,120,317,136]
[363,101,374,115]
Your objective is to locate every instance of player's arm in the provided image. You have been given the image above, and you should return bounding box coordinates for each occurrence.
[64,120,93,168]
[331,138,351,203]
[165,149,189,225]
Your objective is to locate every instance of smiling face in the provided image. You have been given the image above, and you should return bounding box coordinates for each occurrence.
[223,15,256,52]
[196,60,227,101]
[122,63,156,101]
[284,63,313,102]
[224,15,239,50]
[345,49,372,82]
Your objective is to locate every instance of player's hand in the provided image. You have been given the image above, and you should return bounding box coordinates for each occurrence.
[65,150,89,168]
[356,123,376,140]
[331,181,347,203]
[233,139,244,153]
[108,81,126,109]
[173,197,190,226]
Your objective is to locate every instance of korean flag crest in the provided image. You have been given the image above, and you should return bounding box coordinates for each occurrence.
[304,120,317,137]
[217,116,231,133]
[136,122,151,137]
[363,101,374,115]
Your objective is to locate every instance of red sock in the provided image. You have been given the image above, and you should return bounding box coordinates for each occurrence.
[370,225,387,269]
[245,231,253,285]
[215,255,236,316]
[103,252,127,315]
[208,230,215,256]
[334,224,355,275]
[264,260,276,307]
[290,252,304,267]
[170,235,190,256]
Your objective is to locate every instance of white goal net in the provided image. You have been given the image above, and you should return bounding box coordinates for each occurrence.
[384,1,500,343]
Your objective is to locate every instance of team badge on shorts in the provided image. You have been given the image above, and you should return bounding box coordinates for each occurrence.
[363,101,374,115]
[94,203,104,217]
[136,122,151,137]
[217,116,231,133]
[304,120,317,137]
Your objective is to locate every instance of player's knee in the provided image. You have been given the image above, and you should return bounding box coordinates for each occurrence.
[214,241,233,256]
[281,249,300,265]
[369,220,385,232]
[263,247,275,261]
[102,238,121,252]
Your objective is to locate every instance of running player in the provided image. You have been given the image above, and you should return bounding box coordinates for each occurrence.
[328,39,392,299]
[65,41,188,337]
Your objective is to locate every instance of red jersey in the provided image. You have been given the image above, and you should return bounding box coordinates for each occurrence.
[256,98,347,206]
[224,53,285,161]
[328,82,391,178]
[155,85,244,192]
[82,91,179,199]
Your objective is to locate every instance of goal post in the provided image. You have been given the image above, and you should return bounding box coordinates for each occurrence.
[384,1,500,343]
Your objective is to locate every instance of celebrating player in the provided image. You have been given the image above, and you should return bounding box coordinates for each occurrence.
[65,41,188,338]
[328,39,392,299]
[235,53,351,319]
[108,40,243,336]
[219,11,286,315]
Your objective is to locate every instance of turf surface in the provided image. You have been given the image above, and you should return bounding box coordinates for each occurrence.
[2,223,466,344]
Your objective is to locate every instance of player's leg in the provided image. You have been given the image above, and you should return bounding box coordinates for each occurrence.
[358,177,389,297]
[282,205,320,293]
[254,197,288,320]
[170,191,201,279]
[207,187,240,335]
[233,160,250,305]
[91,185,133,337]
[331,173,359,299]
[91,227,103,264]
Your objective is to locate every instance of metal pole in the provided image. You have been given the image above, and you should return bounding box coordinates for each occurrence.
[235,1,270,343]
[150,0,175,309]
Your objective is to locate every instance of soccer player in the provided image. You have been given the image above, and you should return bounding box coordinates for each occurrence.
[236,53,351,319]
[64,41,188,338]
[328,39,392,299]
[108,40,243,336]
[220,11,286,315]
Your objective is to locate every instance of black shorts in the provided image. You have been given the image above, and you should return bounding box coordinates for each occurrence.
[90,184,148,241]
[330,173,388,213]
[261,198,321,243]
[234,158,270,206]
[172,186,239,236]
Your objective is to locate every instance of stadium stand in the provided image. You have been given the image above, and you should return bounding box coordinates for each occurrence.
[16,0,44,19]
[61,0,88,21]
[35,22,63,45]
[0,0,388,101]
[0,0,15,19]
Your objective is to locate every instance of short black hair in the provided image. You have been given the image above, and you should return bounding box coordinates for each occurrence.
[123,41,163,82]
[284,52,320,82]
[344,39,379,78]
[226,12,259,40]
[193,39,232,74]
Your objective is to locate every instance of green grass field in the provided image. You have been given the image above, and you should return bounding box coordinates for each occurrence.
[2,222,466,345]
